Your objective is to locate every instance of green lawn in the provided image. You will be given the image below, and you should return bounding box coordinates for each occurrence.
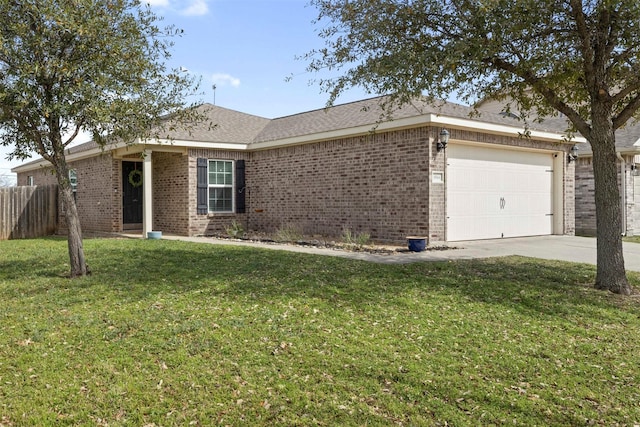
[624,235,640,244]
[0,238,638,426]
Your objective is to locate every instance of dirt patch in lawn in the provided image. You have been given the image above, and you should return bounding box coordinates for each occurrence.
[207,231,456,255]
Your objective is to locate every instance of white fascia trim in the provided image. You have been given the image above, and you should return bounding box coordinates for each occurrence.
[12,139,141,173]
[430,115,586,144]
[11,138,249,173]
[154,139,250,151]
[12,143,122,173]
[250,116,429,150]
[250,113,582,150]
[11,114,579,173]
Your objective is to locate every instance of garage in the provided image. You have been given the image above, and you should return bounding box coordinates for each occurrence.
[446,143,555,241]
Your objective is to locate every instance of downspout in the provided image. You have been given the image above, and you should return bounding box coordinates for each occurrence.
[617,153,627,236]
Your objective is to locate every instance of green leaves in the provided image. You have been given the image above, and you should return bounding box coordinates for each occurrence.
[308,0,640,130]
[0,0,201,158]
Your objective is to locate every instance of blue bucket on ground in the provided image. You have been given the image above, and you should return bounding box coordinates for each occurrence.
[407,237,427,252]
[147,231,162,240]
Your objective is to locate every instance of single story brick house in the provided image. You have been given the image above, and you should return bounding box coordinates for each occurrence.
[477,97,640,237]
[13,96,578,243]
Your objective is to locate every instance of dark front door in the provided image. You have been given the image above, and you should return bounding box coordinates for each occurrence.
[122,161,143,226]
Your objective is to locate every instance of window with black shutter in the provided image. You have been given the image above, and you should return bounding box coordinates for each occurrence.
[197,158,244,214]
[235,160,246,214]
[196,158,208,214]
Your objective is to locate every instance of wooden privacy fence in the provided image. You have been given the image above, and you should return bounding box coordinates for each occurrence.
[0,185,58,240]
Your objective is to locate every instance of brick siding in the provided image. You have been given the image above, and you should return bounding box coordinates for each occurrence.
[183,126,573,243]
[244,128,431,242]
[17,154,120,234]
[17,126,576,243]
[574,155,635,236]
[152,152,190,235]
[186,149,249,236]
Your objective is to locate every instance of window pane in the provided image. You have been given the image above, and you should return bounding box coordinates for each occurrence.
[209,160,233,186]
[69,169,78,191]
[209,187,232,212]
[207,160,234,212]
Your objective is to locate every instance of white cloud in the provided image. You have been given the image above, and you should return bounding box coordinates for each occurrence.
[144,0,170,7]
[211,73,241,88]
[144,0,209,16]
[181,0,208,16]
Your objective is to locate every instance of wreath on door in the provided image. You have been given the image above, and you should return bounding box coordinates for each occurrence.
[128,168,143,188]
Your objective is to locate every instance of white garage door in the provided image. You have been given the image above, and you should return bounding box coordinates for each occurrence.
[447,144,554,241]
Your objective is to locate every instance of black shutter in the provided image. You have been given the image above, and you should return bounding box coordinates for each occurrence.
[197,158,208,215]
[235,160,246,213]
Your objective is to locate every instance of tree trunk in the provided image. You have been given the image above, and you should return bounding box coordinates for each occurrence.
[590,115,632,295]
[54,161,89,278]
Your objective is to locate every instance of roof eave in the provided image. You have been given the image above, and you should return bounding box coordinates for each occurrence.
[250,113,581,150]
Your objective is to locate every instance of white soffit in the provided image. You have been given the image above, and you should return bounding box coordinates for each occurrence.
[250,113,580,150]
[12,112,578,172]
[430,114,585,144]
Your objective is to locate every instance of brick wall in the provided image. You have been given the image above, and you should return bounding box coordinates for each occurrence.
[575,158,596,235]
[623,157,635,236]
[564,157,576,236]
[73,155,120,233]
[182,127,574,243]
[187,149,249,236]
[243,128,432,243]
[632,168,640,236]
[17,154,120,234]
[428,129,445,242]
[16,126,576,243]
[152,152,190,235]
[574,155,634,236]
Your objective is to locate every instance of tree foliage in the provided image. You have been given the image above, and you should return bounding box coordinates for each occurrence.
[308,1,640,127]
[0,0,201,277]
[308,0,640,294]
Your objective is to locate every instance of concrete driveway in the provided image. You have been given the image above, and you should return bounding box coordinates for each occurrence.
[356,235,640,271]
[403,235,640,269]
[161,234,640,271]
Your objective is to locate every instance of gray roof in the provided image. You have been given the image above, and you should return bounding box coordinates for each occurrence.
[49,103,271,157]
[475,96,640,153]
[162,103,270,143]
[253,96,569,143]
[65,96,559,152]
[17,95,609,171]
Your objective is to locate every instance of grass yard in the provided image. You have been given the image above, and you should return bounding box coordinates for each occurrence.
[0,238,639,426]
[624,235,640,245]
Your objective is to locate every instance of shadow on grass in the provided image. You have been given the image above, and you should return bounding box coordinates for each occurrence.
[1,238,636,321]
[96,240,637,316]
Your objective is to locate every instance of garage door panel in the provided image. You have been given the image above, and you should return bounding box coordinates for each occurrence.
[447,144,553,242]
[448,215,505,241]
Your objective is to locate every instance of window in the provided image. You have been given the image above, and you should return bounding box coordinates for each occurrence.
[69,169,78,202]
[196,158,245,215]
[27,175,34,186]
[208,160,233,212]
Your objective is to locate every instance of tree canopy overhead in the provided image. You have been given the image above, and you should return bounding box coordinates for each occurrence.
[0,0,201,277]
[309,0,640,131]
[308,0,640,294]
[0,0,200,161]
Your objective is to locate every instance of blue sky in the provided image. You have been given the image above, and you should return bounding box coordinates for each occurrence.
[159,0,369,117]
[0,0,370,181]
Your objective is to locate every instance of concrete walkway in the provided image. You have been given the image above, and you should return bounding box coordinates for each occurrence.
[154,234,640,272]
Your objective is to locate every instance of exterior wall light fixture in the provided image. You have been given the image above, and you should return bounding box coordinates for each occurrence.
[568,145,579,163]
[436,129,450,152]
